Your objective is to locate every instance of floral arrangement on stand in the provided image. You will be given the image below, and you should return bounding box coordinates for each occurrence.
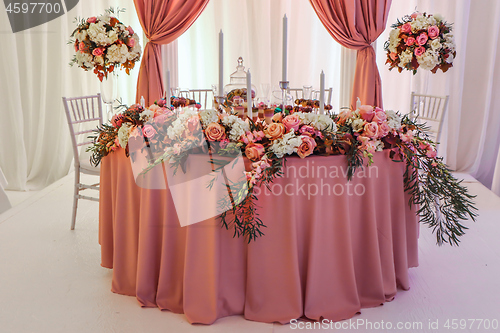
[384,12,456,74]
[89,101,477,246]
[69,8,142,81]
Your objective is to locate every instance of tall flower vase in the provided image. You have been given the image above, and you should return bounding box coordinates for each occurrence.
[100,73,117,122]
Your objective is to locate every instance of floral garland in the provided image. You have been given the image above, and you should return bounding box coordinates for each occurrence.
[384,12,456,74]
[89,103,477,246]
[69,8,142,81]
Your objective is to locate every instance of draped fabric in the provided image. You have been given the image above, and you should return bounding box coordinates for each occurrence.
[133,0,210,105]
[309,0,391,108]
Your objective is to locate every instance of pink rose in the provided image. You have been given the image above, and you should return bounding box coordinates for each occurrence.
[414,46,425,57]
[428,25,440,39]
[359,105,375,122]
[426,149,437,158]
[78,42,86,52]
[400,22,412,34]
[219,139,230,149]
[363,122,379,139]
[406,37,416,46]
[87,17,97,24]
[92,48,103,56]
[142,125,157,139]
[282,114,301,132]
[378,122,391,138]
[411,12,421,19]
[372,110,387,124]
[416,33,428,46]
[299,125,315,137]
[127,26,135,36]
[127,38,136,48]
[245,143,265,161]
[297,136,317,159]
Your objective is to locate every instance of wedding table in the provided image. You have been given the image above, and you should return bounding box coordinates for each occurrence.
[99,148,419,324]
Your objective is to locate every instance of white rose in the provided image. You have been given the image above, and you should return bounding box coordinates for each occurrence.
[430,39,442,51]
[398,49,413,67]
[433,14,444,23]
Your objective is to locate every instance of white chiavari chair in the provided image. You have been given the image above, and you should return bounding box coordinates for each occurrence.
[410,92,449,145]
[62,94,102,230]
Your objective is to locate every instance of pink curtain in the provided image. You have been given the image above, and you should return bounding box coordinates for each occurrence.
[309,0,391,108]
[134,0,210,105]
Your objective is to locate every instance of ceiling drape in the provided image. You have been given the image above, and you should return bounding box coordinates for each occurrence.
[309,0,391,108]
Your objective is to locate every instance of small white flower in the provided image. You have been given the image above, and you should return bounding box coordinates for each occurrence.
[352,119,365,132]
[118,123,133,148]
[430,38,442,51]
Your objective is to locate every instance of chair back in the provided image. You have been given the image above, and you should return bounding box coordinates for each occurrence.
[62,94,103,169]
[189,89,214,110]
[312,88,333,105]
[410,92,449,143]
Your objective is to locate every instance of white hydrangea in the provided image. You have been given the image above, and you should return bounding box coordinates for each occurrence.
[417,49,440,70]
[75,51,93,68]
[106,44,129,64]
[411,15,430,32]
[269,130,302,158]
[398,49,414,67]
[443,33,456,52]
[221,115,250,141]
[167,108,198,140]
[388,28,401,53]
[385,110,402,130]
[75,29,88,41]
[433,13,444,23]
[199,109,219,127]
[295,112,337,132]
[94,56,104,66]
[140,109,154,122]
[118,123,133,148]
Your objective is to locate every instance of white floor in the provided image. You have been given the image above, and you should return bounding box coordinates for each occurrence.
[1,173,499,333]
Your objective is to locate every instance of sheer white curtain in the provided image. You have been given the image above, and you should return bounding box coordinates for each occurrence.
[0,0,142,190]
[375,0,500,193]
[176,0,352,111]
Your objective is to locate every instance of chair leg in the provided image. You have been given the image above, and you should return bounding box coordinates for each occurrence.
[71,168,80,230]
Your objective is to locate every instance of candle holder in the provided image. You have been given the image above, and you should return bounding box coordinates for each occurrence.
[279,81,289,108]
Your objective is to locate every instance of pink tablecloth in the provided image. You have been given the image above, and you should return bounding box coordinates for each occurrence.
[99,149,418,324]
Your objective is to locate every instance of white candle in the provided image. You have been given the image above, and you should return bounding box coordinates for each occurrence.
[165,69,171,102]
[247,69,252,119]
[219,30,224,98]
[320,71,325,115]
[356,97,361,110]
[282,14,288,83]
[140,96,145,108]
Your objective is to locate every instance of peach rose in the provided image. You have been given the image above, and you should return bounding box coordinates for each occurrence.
[297,136,317,158]
[142,125,157,139]
[282,114,301,132]
[400,22,412,34]
[265,123,286,140]
[338,109,353,124]
[272,112,283,122]
[414,46,425,56]
[363,122,379,139]
[245,143,265,161]
[205,122,225,141]
[416,33,428,46]
[78,42,86,52]
[390,52,398,60]
[359,105,375,122]
[428,26,440,39]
